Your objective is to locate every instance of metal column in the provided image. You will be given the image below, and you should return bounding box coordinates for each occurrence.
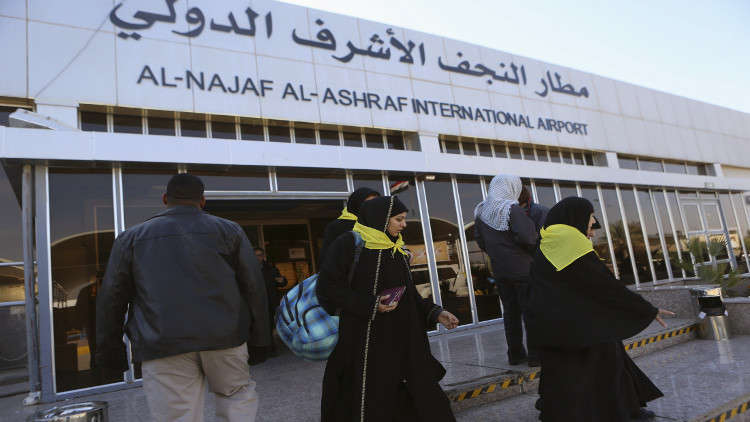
[22,164,41,405]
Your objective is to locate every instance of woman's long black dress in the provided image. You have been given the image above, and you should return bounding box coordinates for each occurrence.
[527,250,663,422]
[317,218,454,419]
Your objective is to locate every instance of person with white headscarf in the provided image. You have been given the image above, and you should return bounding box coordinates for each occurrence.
[474,174,540,366]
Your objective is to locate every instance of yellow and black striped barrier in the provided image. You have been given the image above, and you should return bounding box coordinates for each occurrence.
[702,399,749,422]
[450,370,540,402]
[624,325,697,352]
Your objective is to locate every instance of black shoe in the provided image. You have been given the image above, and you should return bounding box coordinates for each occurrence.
[630,408,655,420]
[534,397,543,411]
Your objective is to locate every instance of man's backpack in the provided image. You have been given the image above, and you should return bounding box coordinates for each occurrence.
[275,231,364,361]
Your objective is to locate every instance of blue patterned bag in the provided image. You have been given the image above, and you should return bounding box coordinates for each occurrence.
[275,232,364,361]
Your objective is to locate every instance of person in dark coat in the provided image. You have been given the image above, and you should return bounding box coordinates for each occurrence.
[318,187,380,267]
[527,197,673,421]
[474,175,539,366]
[518,186,549,234]
[248,247,287,363]
[317,195,459,422]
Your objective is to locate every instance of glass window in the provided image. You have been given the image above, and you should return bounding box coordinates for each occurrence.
[686,163,700,175]
[386,133,405,150]
[0,304,27,373]
[549,149,561,163]
[477,143,492,157]
[276,168,347,192]
[494,143,508,158]
[343,131,363,148]
[0,106,21,126]
[444,139,460,154]
[699,165,716,176]
[49,169,119,392]
[653,190,683,278]
[536,148,549,162]
[122,170,173,229]
[423,177,471,326]
[731,194,750,272]
[210,120,236,140]
[620,187,652,283]
[618,156,638,170]
[462,140,477,156]
[0,162,23,304]
[580,184,614,269]
[508,144,522,159]
[80,111,107,132]
[294,127,316,145]
[240,122,264,141]
[113,113,142,134]
[352,172,384,194]
[702,202,723,231]
[561,151,573,164]
[268,125,291,143]
[639,158,663,172]
[601,186,631,281]
[573,153,584,165]
[534,181,557,209]
[365,132,384,149]
[558,183,578,200]
[638,189,669,280]
[148,116,175,136]
[180,118,206,138]
[664,162,686,174]
[319,129,340,146]
[680,191,698,199]
[191,167,269,191]
[682,203,703,232]
[386,175,434,317]
[584,153,594,166]
[521,146,535,160]
[457,176,499,321]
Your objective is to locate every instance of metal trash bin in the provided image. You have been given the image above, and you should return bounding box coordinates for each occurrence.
[698,315,731,341]
[28,401,108,422]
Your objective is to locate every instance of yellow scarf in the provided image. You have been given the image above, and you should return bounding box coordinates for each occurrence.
[338,207,358,221]
[353,222,407,256]
[540,224,594,271]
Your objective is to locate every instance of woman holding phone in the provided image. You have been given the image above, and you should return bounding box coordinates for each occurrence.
[317,195,459,422]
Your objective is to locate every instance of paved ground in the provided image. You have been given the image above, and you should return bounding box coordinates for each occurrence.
[2,318,747,422]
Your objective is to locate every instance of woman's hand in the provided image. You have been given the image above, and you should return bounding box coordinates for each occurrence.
[438,311,459,329]
[377,295,398,313]
[655,309,675,328]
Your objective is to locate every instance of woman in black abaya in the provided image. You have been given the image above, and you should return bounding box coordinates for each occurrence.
[318,187,380,267]
[317,196,459,422]
[527,197,672,421]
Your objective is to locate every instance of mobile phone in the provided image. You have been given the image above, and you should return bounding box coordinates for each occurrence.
[380,286,406,306]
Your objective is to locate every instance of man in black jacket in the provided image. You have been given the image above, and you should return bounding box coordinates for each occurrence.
[96,174,269,422]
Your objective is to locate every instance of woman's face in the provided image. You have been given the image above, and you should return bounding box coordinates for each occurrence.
[387,212,408,237]
[586,213,596,239]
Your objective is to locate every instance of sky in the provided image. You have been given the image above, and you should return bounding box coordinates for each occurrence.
[282,0,750,114]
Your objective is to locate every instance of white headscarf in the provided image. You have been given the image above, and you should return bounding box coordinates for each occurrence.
[474,175,522,231]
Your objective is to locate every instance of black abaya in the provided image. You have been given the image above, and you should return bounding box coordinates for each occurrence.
[318,187,380,267]
[317,196,454,422]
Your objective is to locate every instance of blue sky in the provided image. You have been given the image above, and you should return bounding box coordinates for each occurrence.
[283,0,750,113]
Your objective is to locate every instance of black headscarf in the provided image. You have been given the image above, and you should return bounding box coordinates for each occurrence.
[359,196,408,232]
[347,187,381,216]
[543,197,594,236]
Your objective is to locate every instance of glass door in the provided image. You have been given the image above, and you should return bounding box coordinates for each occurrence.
[679,193,736,273]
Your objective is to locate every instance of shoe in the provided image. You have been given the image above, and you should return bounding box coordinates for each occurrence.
[534,397,543,411]
[630,408,655,420]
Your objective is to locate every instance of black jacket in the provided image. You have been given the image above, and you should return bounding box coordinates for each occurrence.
[95,206,269,369]
[318,219,356,268]
[474,204,538,281]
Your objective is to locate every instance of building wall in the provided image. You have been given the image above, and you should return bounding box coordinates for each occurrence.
[1,0,749,167]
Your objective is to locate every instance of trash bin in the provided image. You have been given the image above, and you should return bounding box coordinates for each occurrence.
[696,295,731,341]
[28,401,108,422]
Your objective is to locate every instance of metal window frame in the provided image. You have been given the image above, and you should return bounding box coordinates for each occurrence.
[413,178,444,332]
[451,175,478,325]
[596,184,620,279]
[729,192,750,272]
[615,185,640,286]
[662,189,687,279]
[648,189,674,281]
[632,186,657,283]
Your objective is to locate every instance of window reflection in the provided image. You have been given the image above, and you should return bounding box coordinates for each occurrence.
[122,170,174,229]
[319,129,340,146]
[50,169,120,392]
[365,132,384,149]
[180,118,206,138]
[343,131,363,148]
[558,183,578,200]
[113,114,142,134]
[620,188,651,283]
[0,162,23,304]
[191,168,269,192]
[580,184,614,270]
[240,122,264,141]
[653,190,683,278]
[731,194,750,273]
[294,127,316,145]
[352,172,384,194]
[638,189,669,280]
[457,176,499,321]
[423,177,471,326]
[148,116,175,136]
[276,168,347,192]
[601,186,631,281]
[80,111,107,132]
[211,121,236,140]
[386,134,405,150]
[534,181,557,209]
